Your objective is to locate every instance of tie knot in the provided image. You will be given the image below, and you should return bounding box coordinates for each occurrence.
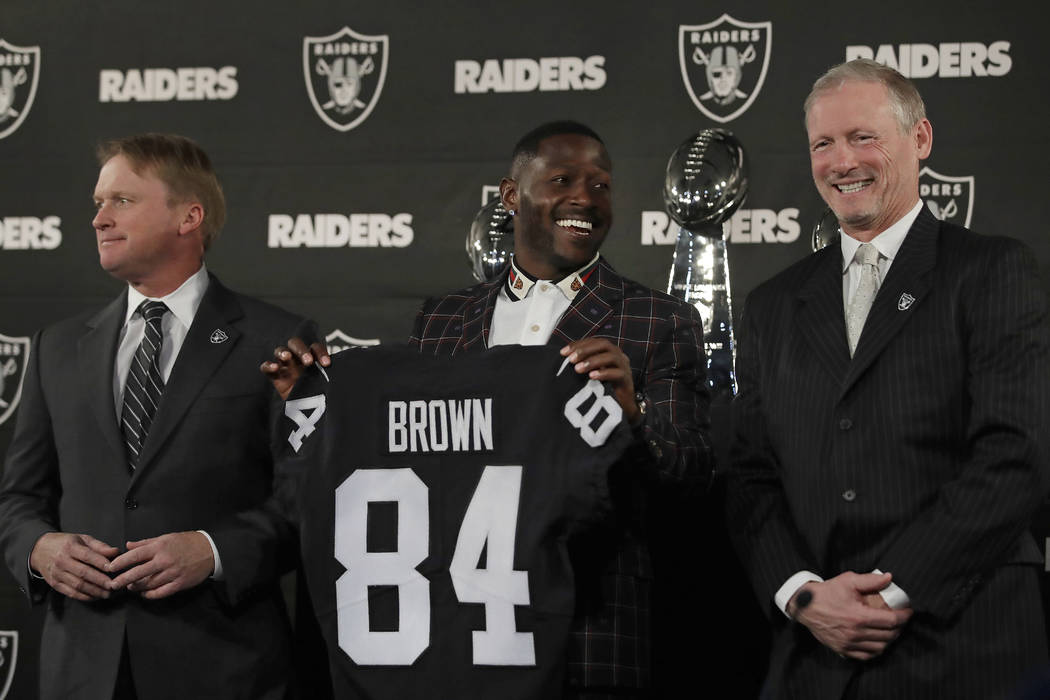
[854,242,879,266]
[139,300,168,323]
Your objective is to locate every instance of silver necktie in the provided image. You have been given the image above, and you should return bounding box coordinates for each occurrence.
[846,243,880,357]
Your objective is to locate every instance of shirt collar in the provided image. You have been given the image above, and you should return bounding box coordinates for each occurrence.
[503,254,600,302]
[840,200,924,272]
[124,264,210,328]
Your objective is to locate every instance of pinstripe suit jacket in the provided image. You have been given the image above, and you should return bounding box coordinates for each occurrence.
[728,207,1050,699]
[409,256,714,692]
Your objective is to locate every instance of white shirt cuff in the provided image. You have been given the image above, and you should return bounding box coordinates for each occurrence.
[872,568,910,609]
[197,530,223,580]
[775,570,824,618]
[28,552,43,579]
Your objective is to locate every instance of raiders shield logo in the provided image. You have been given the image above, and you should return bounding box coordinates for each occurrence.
[325,329,380,355]
[0,334,30,427]
[919,166,974,228]
[0,39,40,141]
[303,26,388,132]
[679,15,772,123]
[0,630,18,700]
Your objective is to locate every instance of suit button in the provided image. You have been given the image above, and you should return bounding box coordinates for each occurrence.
[838,418,852,430]
[841,489,856,502]
[124,498,138,510]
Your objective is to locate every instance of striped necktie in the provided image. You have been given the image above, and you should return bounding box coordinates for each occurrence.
[121,300,168,469]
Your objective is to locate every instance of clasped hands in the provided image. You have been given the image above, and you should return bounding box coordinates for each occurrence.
[30,530,214,602]
[789,571,913,661]
[261,336,640,420]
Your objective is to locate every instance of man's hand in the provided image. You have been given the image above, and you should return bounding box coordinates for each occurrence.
[29,532,119,601]
[106,531,214,600]
[790,572,913,661]
[260,337,331,400]
[561,338,639,422]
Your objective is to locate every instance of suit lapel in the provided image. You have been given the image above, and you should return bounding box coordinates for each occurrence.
[549,258,618,344]
[841,208,938,395]
[459,280,501,352]
[78,292,129,463]
[795,247,851,386]
[133,275,243,476]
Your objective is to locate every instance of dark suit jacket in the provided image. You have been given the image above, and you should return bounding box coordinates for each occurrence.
[0,274,310,700]
[409,257,713,691]
[727,208,1050,699]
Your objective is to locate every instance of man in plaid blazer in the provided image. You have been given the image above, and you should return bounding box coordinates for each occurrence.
[409,121,714,697]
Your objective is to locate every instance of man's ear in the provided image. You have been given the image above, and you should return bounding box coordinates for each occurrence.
[499,177,518,213]
[914,118,933,161]
[178,202,204,236]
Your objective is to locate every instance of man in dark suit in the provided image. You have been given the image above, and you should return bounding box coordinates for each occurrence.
[727,59,1049,698]
[408,121,713,697]
[0,133,309,699]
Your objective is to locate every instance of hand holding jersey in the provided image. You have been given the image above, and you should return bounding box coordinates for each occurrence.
[262,335,332,400]
[561,337,640,423]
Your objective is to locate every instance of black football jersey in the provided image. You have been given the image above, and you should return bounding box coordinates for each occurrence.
[278,345,630,700]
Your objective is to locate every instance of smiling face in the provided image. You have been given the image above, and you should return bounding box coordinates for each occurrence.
[806,79,932,241]
[92,154,203,296]
[500,133,612,280]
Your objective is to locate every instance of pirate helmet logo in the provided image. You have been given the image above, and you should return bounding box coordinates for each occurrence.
[303,26,388,132]
[679,15,772,123]
[0,39,40,141]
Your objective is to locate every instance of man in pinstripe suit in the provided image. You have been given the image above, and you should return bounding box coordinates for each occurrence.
[409,121,714,697]
[727,59,1049,698]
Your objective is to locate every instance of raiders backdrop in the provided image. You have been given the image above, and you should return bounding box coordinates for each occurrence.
[0,0,1047,696]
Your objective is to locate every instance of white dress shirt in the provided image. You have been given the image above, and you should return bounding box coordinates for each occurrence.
[488,254,599,347]
[114,264,210,411]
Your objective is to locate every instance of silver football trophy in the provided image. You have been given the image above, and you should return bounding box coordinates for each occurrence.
[466,197,513,282]
[811,207,840,251]
[664,129,749,401]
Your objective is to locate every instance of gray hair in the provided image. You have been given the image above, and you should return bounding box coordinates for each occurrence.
[804,59,926,133]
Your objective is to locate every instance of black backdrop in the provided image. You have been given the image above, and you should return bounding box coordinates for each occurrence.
[1,1,1047,696]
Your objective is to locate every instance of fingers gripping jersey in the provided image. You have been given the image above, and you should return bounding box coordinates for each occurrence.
[278,345,630,700]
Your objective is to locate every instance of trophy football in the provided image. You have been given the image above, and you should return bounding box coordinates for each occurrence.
[663,129,749,401]
[811,207,840,251]
[466,196,513,283]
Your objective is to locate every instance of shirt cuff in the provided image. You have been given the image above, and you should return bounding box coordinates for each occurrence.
[197,530,223,580]
[872,568,910,609]
[775,570,824,618]
[28,552,44,579]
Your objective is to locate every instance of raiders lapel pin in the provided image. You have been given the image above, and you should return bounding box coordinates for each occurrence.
[210,329,229,344]
[898,292,916,311]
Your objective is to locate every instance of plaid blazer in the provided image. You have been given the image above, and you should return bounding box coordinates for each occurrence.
[410,257,713,692]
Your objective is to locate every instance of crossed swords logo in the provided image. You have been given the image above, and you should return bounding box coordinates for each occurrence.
[926,199,959,221]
